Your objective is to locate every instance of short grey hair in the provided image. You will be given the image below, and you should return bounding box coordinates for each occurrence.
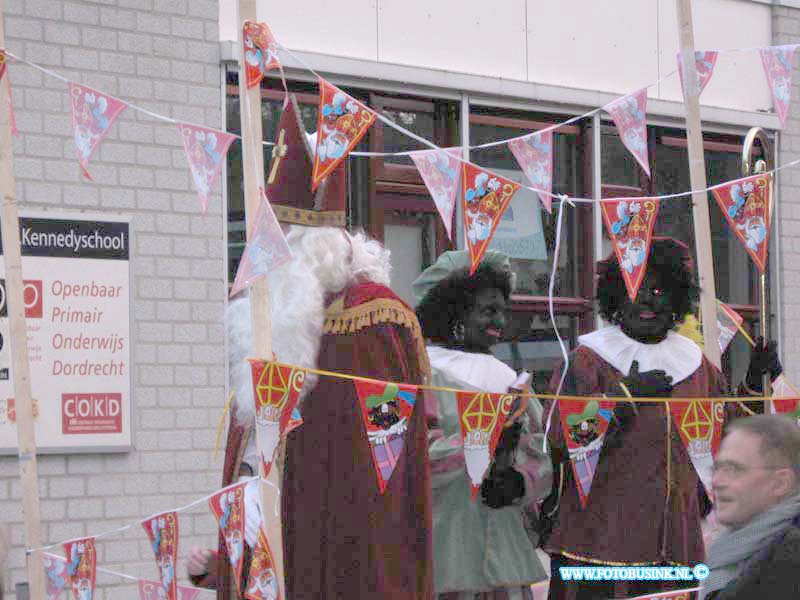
[727,414,800,478]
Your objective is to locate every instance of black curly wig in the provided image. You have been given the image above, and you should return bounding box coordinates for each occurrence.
[416,262,514,344]
[597,238,700,325]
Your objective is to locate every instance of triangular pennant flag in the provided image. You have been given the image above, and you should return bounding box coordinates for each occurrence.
[508,129,554,213]
[230,190,293,298]
[461,163,521,274]
[354,379,418,493]
[141,511,180,600]
[456,391,515,499]
[409,148,462,240]
[0,50,18,137]
[248,360,305,477]
[244,528,281,600]
[178,123,236,215]
[63,537,97,600]
[604,89,650,176]
[285,406,303,434]
[42,553,69,600]
[558,398,614,509]
[312,78,376,190]
[208,482,248,591]
[760,45,798,128]
[711,173,772,272]
[670,399,725,494]
[770,374,800,425]
[243,21,281,88]
[716,301,745,354]
[138,580,202,600]
[68,83,128,180]
[600,198,659,300]
[677,50,719,97]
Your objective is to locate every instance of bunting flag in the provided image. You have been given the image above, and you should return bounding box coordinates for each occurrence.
[229,189,293,298]
[456,391,515,499]
[677,50,719,97]
[711,173,772,272]
[248,360,306,477]
[286,406,303,434]
[770,374,800,425]
[354,380,418,493]
[243,21,281,88]
[409,148,462,240]
[208,482,248,591]
[508,129,554,213]
[138,580,201,600]
[461,163,521,274]
[760,45,798,128]
[716,301,745,354]
[244,528,281,600]
[312,78,376,190]
[63,537,97,600]
[0,50,18,137]
[600,198,659,300]
[603,89,650,176]
[558,398,614,509]
[42,553,69,600]
[141,511,179,600]
[68,83,128,180]
[670,400,725,494]
[178,123,236,215]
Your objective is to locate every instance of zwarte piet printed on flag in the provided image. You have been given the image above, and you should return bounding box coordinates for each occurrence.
[141,511,180,600]
[600,198,660,300]
[63,537,97,600]
[711,173,772,272]
[354,379,419,493]
[456,391,515,499]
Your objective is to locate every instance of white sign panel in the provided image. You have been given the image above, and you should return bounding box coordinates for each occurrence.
[0,212,131,453]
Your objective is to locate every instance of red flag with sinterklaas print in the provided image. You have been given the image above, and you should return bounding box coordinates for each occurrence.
[711,173,772,272]
[63,537,97,600]
[670,399,724,495]
[141,511,180,600]
[312,78,376,191]
[208,482,248,592]
[69,83,128,180]
[409,148,462,240]
[461,163,520,274]
[760,45,799,128]
[244,528,282,600]
[243,21,281,88]
[508,129,554,213]
[178,123,236,215]
[600,198,659,301]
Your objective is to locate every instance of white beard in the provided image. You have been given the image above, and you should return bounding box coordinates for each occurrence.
[230,226,391,426]
[463,443,491,487]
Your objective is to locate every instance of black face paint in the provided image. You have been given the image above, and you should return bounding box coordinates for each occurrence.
[368,401,401,430]
[618,271,676,344]
[459,287,508,354]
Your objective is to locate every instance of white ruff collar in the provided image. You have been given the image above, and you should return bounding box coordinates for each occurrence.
[578,326,702,385]
[426,345,517,393]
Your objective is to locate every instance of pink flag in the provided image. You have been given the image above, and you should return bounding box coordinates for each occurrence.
[0,50,18,137]
[771,374,800,425]
[677,50,719,97]
[138,579,202,600]
[243,21,281,88]
[178,123,236,214]
[604,89,650,177]
[508,129,554,213]
[141,511,179,600]
[63,537,97,600]
[760,45,798,128]
[42,553,69,600]
[68,83,128,180]
[230,189,292,298]
[409,148,461,239]
[208,482,248,591]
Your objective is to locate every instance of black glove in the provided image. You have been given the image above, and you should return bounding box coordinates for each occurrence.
[745,336,782,392]
[480,467,525,509]
[621,360,673,398]
[605,401,637,449]
[493,421,522,470]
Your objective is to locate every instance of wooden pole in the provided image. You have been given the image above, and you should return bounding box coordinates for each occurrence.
[235,2,285,599]
[676,0,722,370]
[0,3,47,598]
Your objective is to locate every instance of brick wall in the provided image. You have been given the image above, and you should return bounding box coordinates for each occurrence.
[1,1,225,597]
[774,6,800,385]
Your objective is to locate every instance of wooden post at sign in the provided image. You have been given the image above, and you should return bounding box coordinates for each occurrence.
[236,1,286,599]
[0,2,47,597]
[676,0,722,370]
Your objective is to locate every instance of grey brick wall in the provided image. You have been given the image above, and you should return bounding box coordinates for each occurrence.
[774,6,800,385]
[2,1,225,597]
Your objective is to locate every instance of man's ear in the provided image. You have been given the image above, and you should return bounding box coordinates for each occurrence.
[772,468,797,499]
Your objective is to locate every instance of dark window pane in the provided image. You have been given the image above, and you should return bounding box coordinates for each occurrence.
[381,108,435,166]
[602,128,642,188]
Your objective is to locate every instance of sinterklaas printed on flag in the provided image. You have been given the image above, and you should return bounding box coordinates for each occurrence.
[69,83,128,180]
